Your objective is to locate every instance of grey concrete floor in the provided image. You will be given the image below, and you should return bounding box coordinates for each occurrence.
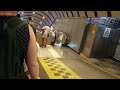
[38,45,117,79]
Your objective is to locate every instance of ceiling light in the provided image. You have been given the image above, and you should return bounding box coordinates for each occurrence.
[22,12,24,14]
[40,22,42,24]
[51,26,53,30]
[33,12,35,14]
[43,16,45,19]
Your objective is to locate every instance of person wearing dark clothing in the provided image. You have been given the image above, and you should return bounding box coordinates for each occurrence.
[16,14,20,18]
[0,11,40,79]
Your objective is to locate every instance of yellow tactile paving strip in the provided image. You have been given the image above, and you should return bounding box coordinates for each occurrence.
[38,57,81,79]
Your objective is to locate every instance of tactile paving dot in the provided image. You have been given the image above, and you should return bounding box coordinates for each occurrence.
[50,68,56,71]
[48,64,52,66]
[45,61,50,63]
[57,65,62,66]
[54,73,61,76]
[58,70,64,73]
[54,66,59,68]
[62,76,69,79]
[43,59,48,60]
[60,68,66,70]
[65,73,71,75]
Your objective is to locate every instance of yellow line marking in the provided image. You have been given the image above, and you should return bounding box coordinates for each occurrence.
[46,45,61,58]
[80,54,120,79]
[38,57,82,79]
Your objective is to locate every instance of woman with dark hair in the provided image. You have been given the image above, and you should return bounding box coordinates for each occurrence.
[27,17,37,37]
[16,14,20,18]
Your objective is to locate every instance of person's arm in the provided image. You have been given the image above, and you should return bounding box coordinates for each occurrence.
[25,25,40,79]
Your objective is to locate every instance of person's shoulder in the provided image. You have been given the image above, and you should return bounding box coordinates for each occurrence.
[30,21,35,25]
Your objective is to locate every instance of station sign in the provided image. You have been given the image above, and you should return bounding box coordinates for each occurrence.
[103,28,111,38]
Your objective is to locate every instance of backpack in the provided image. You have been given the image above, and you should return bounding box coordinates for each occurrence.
[0,16,27,79]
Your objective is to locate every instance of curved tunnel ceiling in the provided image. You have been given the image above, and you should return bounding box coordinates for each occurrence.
[17,11,61,30]
[17,11,120,31]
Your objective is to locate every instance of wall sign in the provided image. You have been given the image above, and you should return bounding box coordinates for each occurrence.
[103,28,111,38]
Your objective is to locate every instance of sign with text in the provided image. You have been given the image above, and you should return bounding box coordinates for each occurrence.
[103,28,111,38]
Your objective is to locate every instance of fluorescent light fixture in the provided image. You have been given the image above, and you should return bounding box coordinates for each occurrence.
[33,12,35,14]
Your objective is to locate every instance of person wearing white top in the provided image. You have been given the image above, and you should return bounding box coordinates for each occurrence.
[41,26,50,48]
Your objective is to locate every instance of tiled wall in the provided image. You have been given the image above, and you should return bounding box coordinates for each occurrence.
[53,17,86,53]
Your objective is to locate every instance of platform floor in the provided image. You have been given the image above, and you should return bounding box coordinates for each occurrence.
[38,45,119,79]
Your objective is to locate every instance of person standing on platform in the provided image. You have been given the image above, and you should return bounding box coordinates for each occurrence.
[41,26,50,48]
